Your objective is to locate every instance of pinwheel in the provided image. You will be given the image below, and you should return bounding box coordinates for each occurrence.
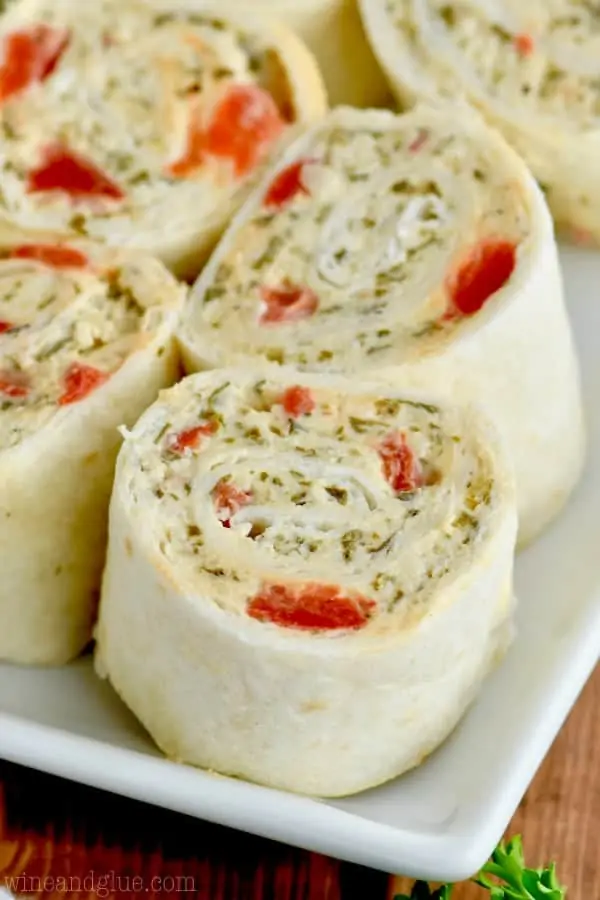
[359,0,600,246]
[95,367,517,796]
[0,0,326,278]
[0,230,185,664]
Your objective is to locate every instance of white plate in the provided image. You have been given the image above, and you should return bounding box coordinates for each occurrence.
[0,244,598,884]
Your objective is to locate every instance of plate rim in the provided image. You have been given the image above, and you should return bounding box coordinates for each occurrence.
[1,245,600,883]
[0,613,597,884]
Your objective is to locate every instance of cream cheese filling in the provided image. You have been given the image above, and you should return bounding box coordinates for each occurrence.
[0,245,179,450]
[123,374,498,634]
[386,0,600,130]
[188,111,530,371]
[0,0,294,247]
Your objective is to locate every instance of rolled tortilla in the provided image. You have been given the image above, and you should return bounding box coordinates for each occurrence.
[0,0,326,280]
[178,105,586,548]
[94,367,517,797]
[359,0,600,245]
[256,0,391,108]
[0,231,186,665]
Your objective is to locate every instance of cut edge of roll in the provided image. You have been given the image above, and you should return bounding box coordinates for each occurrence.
[104,363,518,653]
[178,100,556,372]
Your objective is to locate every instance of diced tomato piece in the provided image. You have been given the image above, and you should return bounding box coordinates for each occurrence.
[514,33,535,57]
[27,144,124,201]
[446,239,516,317]
[10,243,88,269]
[259,283,319,324]
[205,84,285,177]
[0,25,70,104]
[264,159,312,208]
[0,369,29,398]
[378,432,423,494]
[212,479,252,528]
[168,420,218,454]
[0,321,13,334]
[247,582,376,631]
[279,385,315,418]
[58,362,108,406]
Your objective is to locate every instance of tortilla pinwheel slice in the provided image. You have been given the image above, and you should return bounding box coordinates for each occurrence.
[259,0,391,108]
[0,0,326,280]
[0,231,186,665]
[358,0,600,246]
[94,367,517,797]
[178,104,585,548]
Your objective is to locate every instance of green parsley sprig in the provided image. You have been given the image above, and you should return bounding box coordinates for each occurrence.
[394,836,566,900]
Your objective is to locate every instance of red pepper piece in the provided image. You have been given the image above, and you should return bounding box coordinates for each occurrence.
[247,582,375,631]
[212,479,252,528]
[10,243,88,268]
[58,362,108,406]
[27,144,125,201]
[168,420,218,454]
[0,369,29,398]
[259,283,319,324]
[205,84,285,177]
[514,34,535,57]
[169,85,284,179]
[446,239,516,317]
[0,321,13,334]
[264,159,312,208]
[378,432,423,494]
[279,385,315,418]
[0,25,70,104]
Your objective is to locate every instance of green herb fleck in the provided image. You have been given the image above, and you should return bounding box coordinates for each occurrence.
[349,416,385,433]
[68,213,88,235]
[341,530,361,561]
[369,533,396,555]
[204,285,226,304]
[207,381,230,405]
[154,422,170,444]
[252,235,284,270]
[318,349,334,362]
[325,486,348,505]
[265,347,285,364]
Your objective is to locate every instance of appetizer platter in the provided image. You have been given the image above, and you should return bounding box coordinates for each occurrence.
[0,0,598,882]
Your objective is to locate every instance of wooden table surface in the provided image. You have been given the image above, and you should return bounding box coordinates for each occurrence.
[0,665,597,900]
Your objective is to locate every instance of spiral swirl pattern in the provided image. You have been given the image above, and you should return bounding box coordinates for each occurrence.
[360,0,600,242]
[0,236,180,451]
[95,367,517,795]
[179,105,585,549]
[0,0,324,276]
[0,232,184,665]
[181,105,529,373]
[120,370,504,633]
